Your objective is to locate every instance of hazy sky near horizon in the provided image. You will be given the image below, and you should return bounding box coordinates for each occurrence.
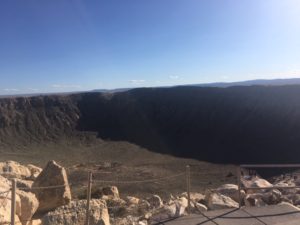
[1,0,300,94]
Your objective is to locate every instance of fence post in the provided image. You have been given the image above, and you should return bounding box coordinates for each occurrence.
[85,171,92,225]
[11,178,16,225]
[237,166,241,208]
[186,165,191,214]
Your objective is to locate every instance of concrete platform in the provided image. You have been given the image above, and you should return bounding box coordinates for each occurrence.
[160,203,300,225]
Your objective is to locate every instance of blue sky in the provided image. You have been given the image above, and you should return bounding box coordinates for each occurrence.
[0,0,300,94]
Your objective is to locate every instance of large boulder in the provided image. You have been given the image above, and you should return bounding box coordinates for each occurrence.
[42,199,110,225]
[32,160,71,213]
[0,161,31,179]
[217,184,245,202]
[205,191,239,210]
[16,190,39,225]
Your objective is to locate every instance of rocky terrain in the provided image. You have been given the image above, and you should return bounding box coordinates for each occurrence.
[1,160,300,225]
[1,85,300,223]
[1,85,300,164]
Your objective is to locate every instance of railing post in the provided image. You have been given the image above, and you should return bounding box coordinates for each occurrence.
[186,165,191,214]
[85,171,92,225]
[237,166,241,208]
[11,178,16,225]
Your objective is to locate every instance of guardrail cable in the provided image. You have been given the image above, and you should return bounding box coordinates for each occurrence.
[93,173,185,184]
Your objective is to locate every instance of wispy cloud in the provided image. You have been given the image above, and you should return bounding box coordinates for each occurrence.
[3,88,19,92]
[51,84,82,89]
[129,80,146,84]
[169,75,180,80]
[27,88,39,92]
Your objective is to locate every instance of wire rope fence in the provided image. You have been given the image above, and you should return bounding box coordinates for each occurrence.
[9,165,300,225]
[1,164,198,225]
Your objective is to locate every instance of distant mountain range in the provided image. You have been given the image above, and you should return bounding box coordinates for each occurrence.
[1,78,300,97]
[190,78,300,88]
[92,78,300,93]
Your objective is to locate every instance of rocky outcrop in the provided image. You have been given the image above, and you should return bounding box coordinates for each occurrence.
[42,199,110,225]
[5,158,300,225]
[32,160,71,213]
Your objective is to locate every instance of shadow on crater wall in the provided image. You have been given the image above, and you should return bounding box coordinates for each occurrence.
[76,86,300,164]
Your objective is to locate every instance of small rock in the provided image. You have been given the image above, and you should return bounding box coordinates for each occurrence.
[27,164,42,180]
[244,193,267,207]
[250,178,273,192]
[195,203,208,212]
[261,189,282,205]
[147,195,163,208]
[126,196,140,205]
[180,192,205,203]
[102,186,120,199]
[217,184,245,202]
[138,220,148,225]
[205,191,239,210]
